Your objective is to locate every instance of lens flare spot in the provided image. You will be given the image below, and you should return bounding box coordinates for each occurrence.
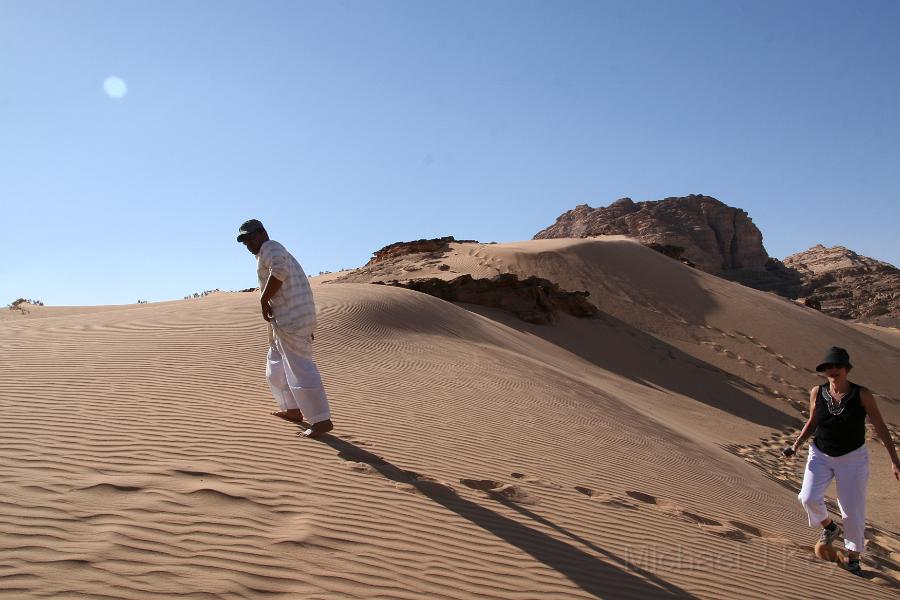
[103,76,128,99]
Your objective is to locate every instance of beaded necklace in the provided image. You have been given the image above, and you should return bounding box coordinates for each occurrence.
[822,384,855,416]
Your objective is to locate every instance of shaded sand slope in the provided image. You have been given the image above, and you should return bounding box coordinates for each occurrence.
[855,323,900,351]
[2,279,898,598]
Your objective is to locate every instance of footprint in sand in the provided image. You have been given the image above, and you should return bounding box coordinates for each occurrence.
[460,478,504,491]
[625,490,659,505]
[622,491,682,515]
[679,512,755,541]
[460,478,537,505]
[684,514,763,542]
[394,472,458,497]
[574,486,638,510]
[573,485,595,496]
[713,528,752,542]
[618,490,762,542]
[728,520,765,538]
[681,511,722,527]
[335,440,457,497]
[346,462,376,474]
[510,472,561,489]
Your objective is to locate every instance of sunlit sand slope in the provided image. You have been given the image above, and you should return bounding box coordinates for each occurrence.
[1,240,899,598]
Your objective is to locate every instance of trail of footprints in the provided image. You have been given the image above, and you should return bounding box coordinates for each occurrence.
[574,486,766,543]
[700,327,900,436]
[338,437,777,545]
[467,247,507,275]
[694,326,816,415]
[335,431,900,583]
[725,429,807,491]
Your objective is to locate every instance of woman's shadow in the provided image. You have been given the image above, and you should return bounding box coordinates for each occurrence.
[313,434,699,600]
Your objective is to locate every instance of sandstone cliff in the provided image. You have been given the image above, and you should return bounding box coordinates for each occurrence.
[535,196,899,324]
[534,195,769,274]
[783,245,900,324]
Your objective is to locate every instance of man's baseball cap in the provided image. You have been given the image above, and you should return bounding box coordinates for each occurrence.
[237,219,265,242]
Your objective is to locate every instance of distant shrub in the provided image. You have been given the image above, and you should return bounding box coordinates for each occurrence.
[8,298,44,314]
[182,288,258,299]
[9,298,44,307]
[183,289,222,300]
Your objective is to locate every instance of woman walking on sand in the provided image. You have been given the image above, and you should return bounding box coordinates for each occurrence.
[783,347,900,575]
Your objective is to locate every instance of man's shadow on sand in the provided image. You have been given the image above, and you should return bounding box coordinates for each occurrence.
[312,434,699,600]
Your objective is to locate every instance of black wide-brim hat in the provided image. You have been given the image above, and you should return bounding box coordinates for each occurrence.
[816,346,853,372]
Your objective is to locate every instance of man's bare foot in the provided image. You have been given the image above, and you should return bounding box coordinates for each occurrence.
[272,409,304,423]
[301,419,334,438]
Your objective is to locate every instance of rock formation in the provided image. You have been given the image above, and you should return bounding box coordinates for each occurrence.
[375,274,599,325]
[783,245,900,323]
[534,195,769,275]
[535,196,899,324]
[367,236,479,266]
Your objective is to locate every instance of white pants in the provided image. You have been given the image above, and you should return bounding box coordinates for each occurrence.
[797,443,869,552]
[266,325,331,424]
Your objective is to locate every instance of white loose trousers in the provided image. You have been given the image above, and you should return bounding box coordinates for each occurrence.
[266,324,331,424]
[797,443,869,552]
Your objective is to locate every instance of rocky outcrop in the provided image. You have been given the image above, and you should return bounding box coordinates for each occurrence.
[783,245,900,323]
[375,274,599,325]
[534,196,899,324]
[367,236,479,266]
[794,297,822,311]
[534,195,769,275]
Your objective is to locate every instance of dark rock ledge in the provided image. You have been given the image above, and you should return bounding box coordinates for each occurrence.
[374,273,599,325]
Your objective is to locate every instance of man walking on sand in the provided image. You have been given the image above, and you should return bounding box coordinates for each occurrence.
[237,219,334,438]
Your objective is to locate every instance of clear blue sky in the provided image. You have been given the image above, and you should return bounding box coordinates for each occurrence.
[2,0,898,306]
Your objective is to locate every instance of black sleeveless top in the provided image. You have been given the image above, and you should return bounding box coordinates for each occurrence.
[813,382,867,457]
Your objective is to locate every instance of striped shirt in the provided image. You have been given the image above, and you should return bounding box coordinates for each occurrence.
[257,240,317,332]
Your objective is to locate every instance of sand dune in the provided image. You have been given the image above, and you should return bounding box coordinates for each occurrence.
[2,238,898,598]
